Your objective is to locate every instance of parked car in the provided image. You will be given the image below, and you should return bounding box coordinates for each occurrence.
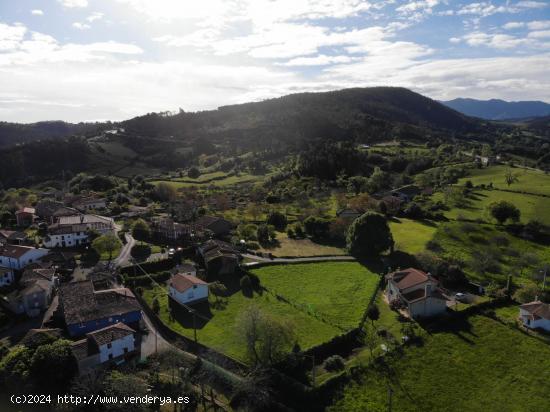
[455,292,467,302]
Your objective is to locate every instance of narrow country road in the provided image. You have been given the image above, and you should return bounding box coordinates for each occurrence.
[114,232,136,267]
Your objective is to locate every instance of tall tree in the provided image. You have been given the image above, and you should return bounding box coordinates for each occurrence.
[346,212,394,257]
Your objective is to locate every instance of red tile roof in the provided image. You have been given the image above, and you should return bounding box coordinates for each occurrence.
[169,273,208,293]
[386,268,434,291]
[520,301,550,320]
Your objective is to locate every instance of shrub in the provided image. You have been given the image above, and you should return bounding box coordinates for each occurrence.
[323,355,345,372]
[240,275,252,290]
[188,167,200,179]
[130,244,152,260]
[152,297,160,314]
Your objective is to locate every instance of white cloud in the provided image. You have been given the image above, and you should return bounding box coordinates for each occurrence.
[449,37,461,43]
[503,22,525,30]
[528,20,550,30]
[528,30,550,39]
[457,2,515,17]
[57,0,88,8]
[279,54,360,66]
[516,1,547,9]
[86,12,104,22]
[31,9,44,16]
[462,32,527,49]
[72,22,91,30]
[0,23,27,51]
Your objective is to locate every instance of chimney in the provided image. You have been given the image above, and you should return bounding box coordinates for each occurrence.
[80,215,84,224]
[425,283,432,296]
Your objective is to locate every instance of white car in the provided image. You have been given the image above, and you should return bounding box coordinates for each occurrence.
[455,292,467,302]
[168,248,176,256]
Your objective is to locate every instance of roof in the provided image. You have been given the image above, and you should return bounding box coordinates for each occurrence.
[47,223,88,235]
[87,322,135,347]
[70,339,91,360]
[170,273,208,293]
[59,281,140,326]
[16,207,35,215]
[52,207,79,217]
[73,197,106,206]
[386,268,435,291]
[178,263,196,273]
[0,230,27,240]
[401,287,447,303]
[21,267,56,283]
[194,215,233,235]
[0,245,43,259]
[199,240,240,264]
[35,200,65,218]
[392,185,422,197]
[58,214,114,226]
[520,301,550,320]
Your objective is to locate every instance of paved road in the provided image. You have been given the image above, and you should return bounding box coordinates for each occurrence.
[114,233,136,267]
[242,253,355,265]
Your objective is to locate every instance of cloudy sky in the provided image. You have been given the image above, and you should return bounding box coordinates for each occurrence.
[1,0,549,123]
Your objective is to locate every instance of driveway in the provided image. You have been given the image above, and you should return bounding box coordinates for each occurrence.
[113,233,136,267]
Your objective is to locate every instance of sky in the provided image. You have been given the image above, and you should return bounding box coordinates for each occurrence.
[0,0,549,123]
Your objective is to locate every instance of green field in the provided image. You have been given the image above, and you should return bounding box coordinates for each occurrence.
[143,285,340,362]
[389,218,437,254]
[329,314,550,412]
[433,189,550,225]
[257,232,346,257]
[251,262,380,329]
[432,221,550,283]
[459,165,550,196]
[150,172,266,188]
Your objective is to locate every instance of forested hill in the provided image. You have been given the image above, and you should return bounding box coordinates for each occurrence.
[0,121,110,147]
[122,87,482,148]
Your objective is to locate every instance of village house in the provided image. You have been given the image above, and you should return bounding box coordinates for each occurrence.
[194,215,234,238]
[71,322,137,374]
[0,267,15,287]
[72,197,107,212]
[57,214,115,235]
[336,208,362,220]
[58,281,142,337]
[15,207,36,227]
[385,268,448,318]
[43,223,89,248]
[197,239,241,276]
[2,266,57,317]
[0,245,50,271]
[0,229,28,246]
[151,217,209,243]
[168,273,209,306]
[519,300,550,332]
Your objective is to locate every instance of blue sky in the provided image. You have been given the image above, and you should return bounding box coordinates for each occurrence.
[0,0,549,122]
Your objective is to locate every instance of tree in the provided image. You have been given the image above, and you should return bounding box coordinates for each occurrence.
[504,169,519,187]
[236,305,296,365]
[366,305,380,327]
[303,216,330,239]
[152,297,160,314]
[210,281,227,303]
[266,211,287,231]
[346,212,393,257]
[92,233,121,262]
[512,284,541,304]
[29,340,78,393]
[487,201,520,224]
[188,167,201,179]
[154,182,177,202]
[131,218,151,241]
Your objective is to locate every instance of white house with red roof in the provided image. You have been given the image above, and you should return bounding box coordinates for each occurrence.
[385,268,448,318]
[519,301,550,332]
[168,273,208,305]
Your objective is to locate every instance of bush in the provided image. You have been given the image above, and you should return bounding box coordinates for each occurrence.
[188,167,200,179]
[240,275,252,290]
[152,297,160,314]
[130,244,152,260]
[286,228,295,238]
[267,211,288,231]
[323,355,345,372]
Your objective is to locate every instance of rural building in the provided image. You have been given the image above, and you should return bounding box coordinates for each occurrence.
[71,322,137,374]
[43,223,89,248]
[519,301,550,332]
[168,273,209,305]
[177,262,197,276]
[151,218,210,243]
[0,230,28,246]
[2,267,57,317]
[194,215,234,238]
[385,268,448,318]
[72,197,107,212]
[197,240,241,276]
[15,207,35,227]
[390,185,422,202]
[0,245,50,271]
[58,281,141,337]
[336,208,362,220]
[57,214,115,235]
[0,267,15,286]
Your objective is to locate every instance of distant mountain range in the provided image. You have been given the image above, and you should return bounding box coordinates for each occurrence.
[441,98,550,121]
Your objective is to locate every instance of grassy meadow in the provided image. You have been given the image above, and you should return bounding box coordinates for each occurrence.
[329,314,550,412]
[389,218,438,254]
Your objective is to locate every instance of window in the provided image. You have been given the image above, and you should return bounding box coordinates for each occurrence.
[123,348,128,354]
[108,354,113,360]
[107,343,112,349]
